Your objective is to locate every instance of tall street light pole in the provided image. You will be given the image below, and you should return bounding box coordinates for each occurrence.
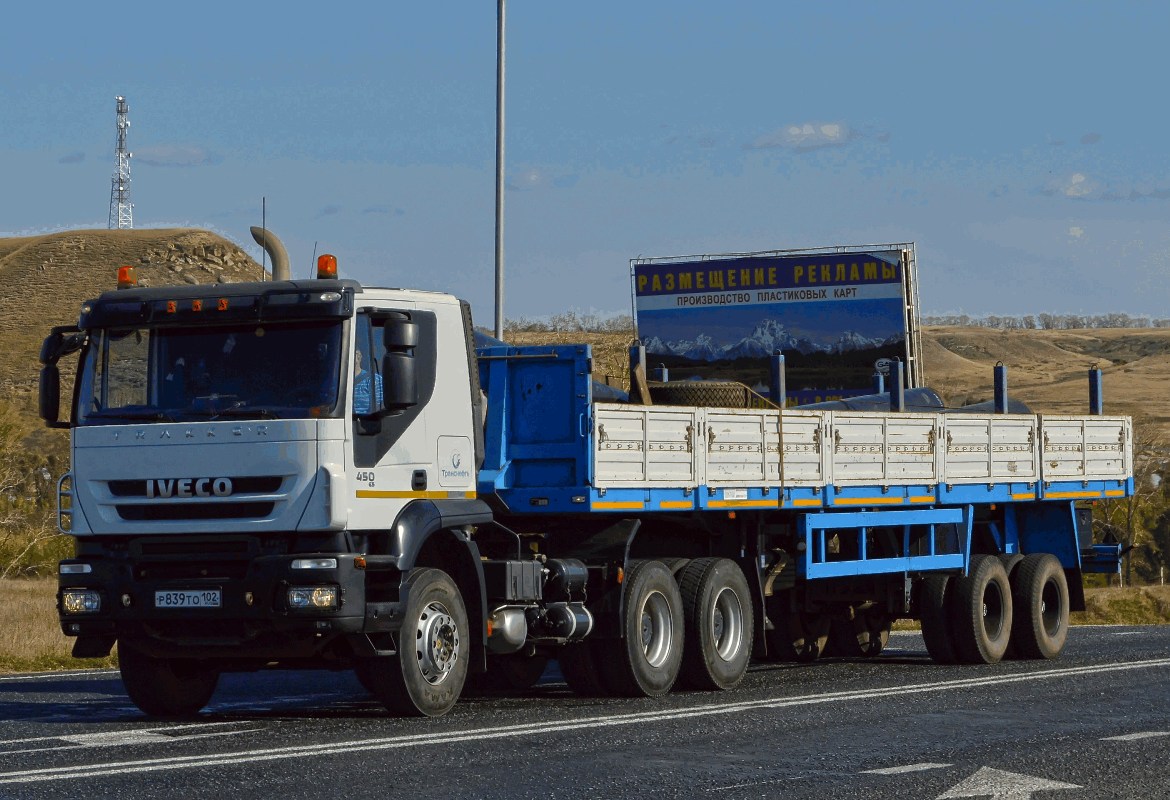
[493,0,506,340]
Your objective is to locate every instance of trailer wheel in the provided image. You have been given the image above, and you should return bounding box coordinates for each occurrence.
[598,560,684,697]
[558,642,608,697]
[1009,554,1070,660]
[763,593,830,662]
[919,574,957,664]
[365,568,468,717]
[677,558,753,690]
[998,554,1025,659]
[827,607,891,658]
[118,643,218,718]
[951,555,1013,664]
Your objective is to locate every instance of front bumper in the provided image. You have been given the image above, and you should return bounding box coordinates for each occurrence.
[58,549,371,660]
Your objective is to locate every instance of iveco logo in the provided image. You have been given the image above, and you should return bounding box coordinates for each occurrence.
[145,478,233,499]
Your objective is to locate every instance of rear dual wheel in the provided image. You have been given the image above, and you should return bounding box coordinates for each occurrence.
[1009,554,1070,660]
[919,555,1013,665]
[678,558,753,690]
[827,606,892,659]
[764,592,830,662]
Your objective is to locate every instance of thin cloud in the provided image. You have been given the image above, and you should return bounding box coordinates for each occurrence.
[1081,132,1102,145]
[507,166,579,191]
[1041,172,1170,201]
[362,205,406,216]
[747,122,858,152]
[58,151,85,164]
[135,145,222,168]
[316,205,342,218]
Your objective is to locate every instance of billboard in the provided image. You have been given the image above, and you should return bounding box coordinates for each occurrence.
[632,245,920,405]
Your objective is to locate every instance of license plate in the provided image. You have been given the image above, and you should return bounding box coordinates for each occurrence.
[155,589,221,609]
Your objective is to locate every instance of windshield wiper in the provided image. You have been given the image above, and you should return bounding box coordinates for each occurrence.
[87,409,176,422]
[182,405,281,420]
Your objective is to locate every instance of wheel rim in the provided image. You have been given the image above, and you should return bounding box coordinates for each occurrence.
[639,590,674,668]
[711,587,745,662]
[981,582,1005,638]
[416,601,460,685]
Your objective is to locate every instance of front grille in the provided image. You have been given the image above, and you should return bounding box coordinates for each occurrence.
[140,561,249,580]
[108,476,283,497]
[116,502,275,521]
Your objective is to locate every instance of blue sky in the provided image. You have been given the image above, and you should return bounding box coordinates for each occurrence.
[2,2,1168,322]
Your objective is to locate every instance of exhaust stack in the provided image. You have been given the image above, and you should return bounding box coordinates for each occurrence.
[250,226,290,282]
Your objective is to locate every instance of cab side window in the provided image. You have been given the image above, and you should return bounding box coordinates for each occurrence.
[353,315,383,415]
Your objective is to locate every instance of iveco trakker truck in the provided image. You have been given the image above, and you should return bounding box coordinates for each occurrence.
[40,243,1132,717]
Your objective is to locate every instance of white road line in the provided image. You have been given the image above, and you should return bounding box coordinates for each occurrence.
[1101,731,1170,741]
[3,656,1170,785]
[0,670,117,683]
[0,722,246,748]
[862,762,952,775]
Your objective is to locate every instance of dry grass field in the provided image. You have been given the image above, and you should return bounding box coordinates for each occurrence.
[0,578,114,672]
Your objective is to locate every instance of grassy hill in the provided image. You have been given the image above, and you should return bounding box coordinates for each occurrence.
[0,228,266,398]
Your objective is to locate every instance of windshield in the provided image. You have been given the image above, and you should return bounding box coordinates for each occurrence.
[76,320,344,424]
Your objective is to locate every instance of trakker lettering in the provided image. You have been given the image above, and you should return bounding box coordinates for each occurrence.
[145,477,234,498]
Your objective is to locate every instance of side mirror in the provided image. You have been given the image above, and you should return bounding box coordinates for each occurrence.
[382,352,418,410]
[383,318,418,349]
[39,364,66,428]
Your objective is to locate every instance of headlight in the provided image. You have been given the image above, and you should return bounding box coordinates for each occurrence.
[61,589,102,615]
[287,585,339,610]
[291,558,337,570]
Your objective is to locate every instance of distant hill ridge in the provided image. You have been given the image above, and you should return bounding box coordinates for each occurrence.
[0,228,266,393]
[2,228,1169,441]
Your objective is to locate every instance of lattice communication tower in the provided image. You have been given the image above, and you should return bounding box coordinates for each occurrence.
[107,95,133,229]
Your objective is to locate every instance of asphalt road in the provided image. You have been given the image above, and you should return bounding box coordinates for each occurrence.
[2,626,1169,799]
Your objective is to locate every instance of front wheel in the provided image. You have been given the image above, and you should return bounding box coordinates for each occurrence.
[364,567,469,717]
[118,643,219,717]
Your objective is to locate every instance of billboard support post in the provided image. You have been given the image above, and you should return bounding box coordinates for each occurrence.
[770,353,786,408]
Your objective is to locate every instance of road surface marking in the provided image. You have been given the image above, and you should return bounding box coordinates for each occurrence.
[2,656,1170,785]
[937,766,1079,799]
[1101,731,1170,741]
[863,762,951,775]
[0,670,117,683]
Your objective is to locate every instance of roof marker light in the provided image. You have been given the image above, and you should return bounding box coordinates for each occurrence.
[116,266,138,289]
[317,254,338,279]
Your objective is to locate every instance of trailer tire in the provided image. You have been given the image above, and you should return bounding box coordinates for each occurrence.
[998,554,1025,659]
[598,560,684,697]
[1009,554,1069,660]
[764,593,830,662]
[558,642,608,697]
[951,555,1013,664]
[365,568,468,717]
[919,574,957,664]
[677,558,753,690]
[118,643,219,718]
[827,607,891,659]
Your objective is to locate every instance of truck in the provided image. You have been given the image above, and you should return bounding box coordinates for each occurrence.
[39,235,1134,717]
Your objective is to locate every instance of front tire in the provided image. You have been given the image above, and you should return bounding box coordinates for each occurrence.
[118,643,219,718]
[598,560,684,697]
[365,568,468,717]
[678,558,753,690]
